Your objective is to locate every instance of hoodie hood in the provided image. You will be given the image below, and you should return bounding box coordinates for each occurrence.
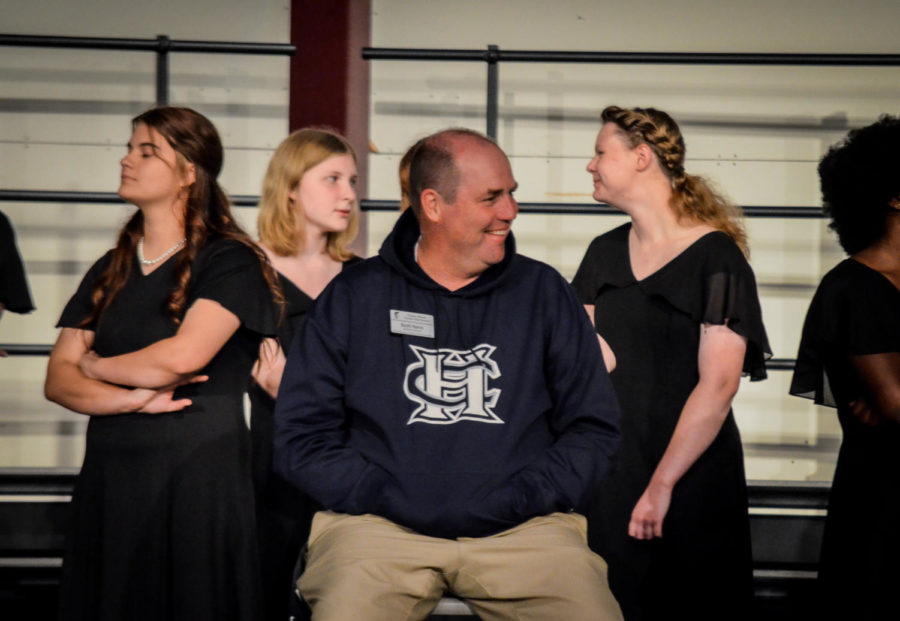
[378,208,517,298]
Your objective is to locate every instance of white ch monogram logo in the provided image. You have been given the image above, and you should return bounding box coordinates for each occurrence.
[403,344,503,425]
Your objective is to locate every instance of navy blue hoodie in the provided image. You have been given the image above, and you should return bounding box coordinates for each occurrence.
[274,209,620,538]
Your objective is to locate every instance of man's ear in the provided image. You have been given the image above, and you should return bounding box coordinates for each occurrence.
[889,196,900,211]
[419,188,443,223]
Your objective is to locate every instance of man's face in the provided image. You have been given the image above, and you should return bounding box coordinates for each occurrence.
[436,140,519,278]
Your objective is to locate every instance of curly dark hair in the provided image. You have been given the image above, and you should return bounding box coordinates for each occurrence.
[818,115,900,254]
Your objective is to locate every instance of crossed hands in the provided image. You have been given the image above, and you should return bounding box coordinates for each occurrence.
[129,377,208,414]
[78,350,207,414]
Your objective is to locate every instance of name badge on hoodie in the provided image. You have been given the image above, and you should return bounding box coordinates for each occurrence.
[390,310,434,338]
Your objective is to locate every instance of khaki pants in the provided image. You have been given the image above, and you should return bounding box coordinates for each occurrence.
[297,511,623,621]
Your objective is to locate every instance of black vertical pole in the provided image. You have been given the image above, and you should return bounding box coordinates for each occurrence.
[486,44,499,139]
[155,35,170,105]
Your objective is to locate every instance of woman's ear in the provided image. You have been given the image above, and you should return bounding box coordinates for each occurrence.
[634,143,655,172]
[889,197,900,210]
[182,162,197,188]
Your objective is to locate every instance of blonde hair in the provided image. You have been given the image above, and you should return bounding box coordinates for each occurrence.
[601,106,748,256]
[398,139,422,212]
[257,128,358,260]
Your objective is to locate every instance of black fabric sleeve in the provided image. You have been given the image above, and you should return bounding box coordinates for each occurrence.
[571,235,605,304]
[790,261,900,407]
[0,212,36,314]
[645,234,771,381]
[700,265,771,381]
[189,240,278,337]
[56,252,114,330]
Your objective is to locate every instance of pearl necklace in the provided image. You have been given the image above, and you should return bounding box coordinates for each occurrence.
[137,237,186,265]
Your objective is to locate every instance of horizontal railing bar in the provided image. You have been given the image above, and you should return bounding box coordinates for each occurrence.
[0,192,825,218]
[2,344,52,356]
[0,470,826,510]
[0,190,259,207]
[0,344,799,370]
[0,33,295,56]
[766,358,797,371]
[362,199,825,219]
[363,46,900,67]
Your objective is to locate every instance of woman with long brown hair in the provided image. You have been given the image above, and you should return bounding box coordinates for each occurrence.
[248,127,361,620]
[45,106,280,620]
[572,106,770,620]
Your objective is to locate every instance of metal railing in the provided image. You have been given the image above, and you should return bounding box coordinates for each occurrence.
[0,190,825,219]
[5,42,879,364]
[0,33,296,360]
[361,45,900,140]
[0,33,295,106]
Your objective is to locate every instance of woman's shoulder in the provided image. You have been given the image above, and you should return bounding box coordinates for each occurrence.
[194,237,260,267]
[677,229,751,276]
[593,221,631,243]
[342,254,365,269]
[581,222,631,260]
[815,258,899,305]
[83,248,117,280]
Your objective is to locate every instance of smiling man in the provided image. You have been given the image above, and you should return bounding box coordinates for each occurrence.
[275,128,623,621]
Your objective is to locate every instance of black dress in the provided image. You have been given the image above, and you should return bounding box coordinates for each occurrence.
[572,223,770,621]
[247,256,361,621]
[789,258,900,620]
[0,210,35,314]
[57,239,277,621]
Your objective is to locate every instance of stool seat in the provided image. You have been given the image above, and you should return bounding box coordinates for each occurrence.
[431,595,476,616]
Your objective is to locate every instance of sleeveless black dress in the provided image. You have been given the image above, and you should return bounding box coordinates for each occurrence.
[790,258,900,620]
[247,256,361,621]
[572,223,770,621]
[57,239,277,621]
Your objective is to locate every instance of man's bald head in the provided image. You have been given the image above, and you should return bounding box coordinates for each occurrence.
[408,128,500,216]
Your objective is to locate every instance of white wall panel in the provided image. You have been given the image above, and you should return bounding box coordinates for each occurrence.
[0,0,290,468]
[367,0,900,483]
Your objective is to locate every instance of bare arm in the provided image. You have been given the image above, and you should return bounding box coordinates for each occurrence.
[629,323,746,540]
[252,337,287,399]
[45,327,196,415]
[583,304,616,372]
[848,352,900,424]
[79,298,240,389]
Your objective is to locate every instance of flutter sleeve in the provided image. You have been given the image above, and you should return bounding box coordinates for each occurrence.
[189,240,278,337]
[571,236,605,304]
[644,233,772,381]
[571,224,632,305]
[790,260,900,407]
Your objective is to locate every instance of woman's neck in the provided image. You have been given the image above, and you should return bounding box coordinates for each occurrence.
[628,197,684,245]
[262,237,341,299]
[141,203,186,250]
[853,214,900,287]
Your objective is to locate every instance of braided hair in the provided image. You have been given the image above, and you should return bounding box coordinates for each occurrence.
[601,106,748,255]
